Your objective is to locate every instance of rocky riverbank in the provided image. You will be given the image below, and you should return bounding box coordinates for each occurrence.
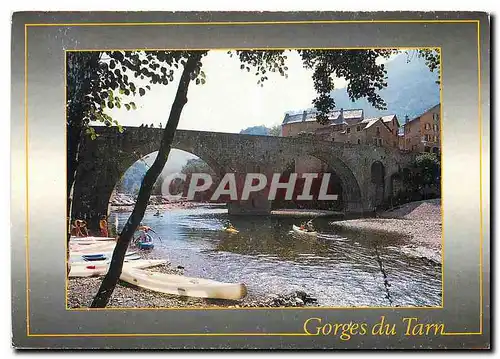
[67,251,319,309]
[110,193,206,213]
[330,199,442,264]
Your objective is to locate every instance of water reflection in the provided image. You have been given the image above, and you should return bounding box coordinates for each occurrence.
[112,204,441,307]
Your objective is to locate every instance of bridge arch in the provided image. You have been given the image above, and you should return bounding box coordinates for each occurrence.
[306,150,363,212]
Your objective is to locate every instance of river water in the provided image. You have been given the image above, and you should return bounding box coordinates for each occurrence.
[112,204,441,307]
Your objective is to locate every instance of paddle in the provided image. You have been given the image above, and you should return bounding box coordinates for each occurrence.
[149,229,163,242]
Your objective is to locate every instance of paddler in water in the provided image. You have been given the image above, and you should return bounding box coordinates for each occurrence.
[99,215,109,237]
[300,220,315,232]
[136,222,153,243]
[224,221,236,231]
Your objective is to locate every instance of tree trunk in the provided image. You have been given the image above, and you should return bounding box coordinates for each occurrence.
[90,52,203,308]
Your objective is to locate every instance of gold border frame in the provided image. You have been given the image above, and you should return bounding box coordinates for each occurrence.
[22,18,484,338]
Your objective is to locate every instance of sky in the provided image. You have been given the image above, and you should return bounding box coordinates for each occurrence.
[103,50,384,133]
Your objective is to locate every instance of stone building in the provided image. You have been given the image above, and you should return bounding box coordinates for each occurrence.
[400,104,441,153]
[282,108,400,149]
[281,108,364,137]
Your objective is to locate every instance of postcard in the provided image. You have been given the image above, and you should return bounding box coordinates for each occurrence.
[11,11,490,349]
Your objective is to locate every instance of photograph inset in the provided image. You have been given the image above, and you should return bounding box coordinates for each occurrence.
[66,48,442,309]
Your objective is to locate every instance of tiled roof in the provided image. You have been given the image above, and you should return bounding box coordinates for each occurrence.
[380,114,397,123]
[362,118,380,129]
[407,103,441,124]
[282,108,364,125]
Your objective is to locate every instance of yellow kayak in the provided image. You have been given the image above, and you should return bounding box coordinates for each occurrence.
[223,227,239,234]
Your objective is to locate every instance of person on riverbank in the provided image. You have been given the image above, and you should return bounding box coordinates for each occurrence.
[99,215,109,237]
[80,220,89,237]
[71,220,82,237]
[71,219,88,237]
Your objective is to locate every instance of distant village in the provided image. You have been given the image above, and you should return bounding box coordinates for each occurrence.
[281,104,441,154]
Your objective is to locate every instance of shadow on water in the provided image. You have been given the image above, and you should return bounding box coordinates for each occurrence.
[112,204,441,307]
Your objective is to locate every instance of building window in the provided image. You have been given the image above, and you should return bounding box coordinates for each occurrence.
[433,124,439,131]
[433,113,439,122]
[347,127,351,134]
[434,135,438,142]
[356,125,361,132]
[376,126,380,136]
[373,138,378,146]
[425,123,431,130]
[378,138,382,146]
[357,139,361,144]
[424,146,431,153]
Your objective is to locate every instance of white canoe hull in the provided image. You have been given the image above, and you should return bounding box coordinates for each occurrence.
[69,241,116,253]
[292,225,318,237]
[70,236,116,242]
[69,259,167,278]
[120,268,247,300]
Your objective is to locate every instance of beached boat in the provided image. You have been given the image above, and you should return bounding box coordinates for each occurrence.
[136,241,154,250]
[70,236,116,242]
[69,242,116,252]
[69,241,116,254]
[292,225,318,237]
[69,259,167,278]
[69,249,136,263]
[120,268,247,300]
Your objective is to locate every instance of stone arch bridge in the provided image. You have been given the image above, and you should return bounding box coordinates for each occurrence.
[72,126,414,229]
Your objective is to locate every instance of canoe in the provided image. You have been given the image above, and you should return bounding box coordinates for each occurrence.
[69,259,167,278]
[70,241,116,253]
[120,268,247,300]
[223,227,239,234]
[69,250,136,263]
[70,236,116,242]
[292,225,318,237]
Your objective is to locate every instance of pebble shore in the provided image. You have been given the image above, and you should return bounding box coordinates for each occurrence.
[330,199,442,263]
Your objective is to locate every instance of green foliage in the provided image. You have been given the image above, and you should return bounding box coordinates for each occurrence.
[401,152,441,199]
[413,152,441,188]
[67,50,208,136]
[228,50,288,86]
